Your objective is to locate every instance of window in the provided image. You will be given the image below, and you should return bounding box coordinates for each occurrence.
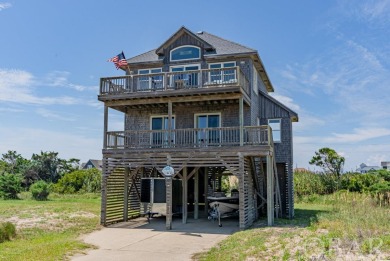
[195,113,221,145]
[138,68,162,91]
[268,119,281,142]
[170,64,200,88]
[170,45,200,61]
[209,62,236,84]
[253,65,258,95]
[151,116,175,146]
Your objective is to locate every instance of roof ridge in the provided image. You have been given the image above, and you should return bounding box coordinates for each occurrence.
[201,31,256,52]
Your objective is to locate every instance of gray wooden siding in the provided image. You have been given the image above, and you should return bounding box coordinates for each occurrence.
[125,103,251,130]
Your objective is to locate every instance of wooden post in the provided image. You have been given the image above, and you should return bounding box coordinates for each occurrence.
[166,176,173,230]
[239,97,244,146]
[168,101,172,147]
[103,105,108,149]
[100,159,107,225]
[123,167,129,221]
[182,167,188,224]
[238,153,245,229]
[204,167,208,215]
[267,154,274,226]
[194,170,199,219]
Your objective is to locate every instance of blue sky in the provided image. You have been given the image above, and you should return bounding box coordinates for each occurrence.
[0,1,389,171]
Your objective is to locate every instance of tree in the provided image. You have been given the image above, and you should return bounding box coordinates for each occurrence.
[1,151,29,175]
[309,147,345,179]
[30,151,80,183]
[0,173,22,199]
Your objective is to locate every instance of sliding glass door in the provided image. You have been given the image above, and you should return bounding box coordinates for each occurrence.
[151,116,175,146]
[196,114,220,145]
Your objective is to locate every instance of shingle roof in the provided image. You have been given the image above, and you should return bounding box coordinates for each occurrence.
[126,29,257,64]
[197,31,256,56]
[127,49,159,64]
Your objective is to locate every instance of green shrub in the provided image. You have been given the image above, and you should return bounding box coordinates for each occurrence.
[30,180,51,200]
[80,168,101,193]
[294,171,333,197]
[0,173,22,199]
[54,169,101,194]
[0,222,16,243]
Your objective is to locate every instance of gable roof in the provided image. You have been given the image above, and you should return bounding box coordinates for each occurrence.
[260,92,299,122]
[127,27,257,64]
[82,159,103,170]
[155,26,214,55]
[126,26,274,92]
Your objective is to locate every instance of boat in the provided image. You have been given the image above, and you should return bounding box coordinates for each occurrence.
[207,195,239,227]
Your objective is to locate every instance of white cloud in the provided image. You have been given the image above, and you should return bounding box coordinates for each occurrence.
[0,69,80,105]
[360,0,390,22]
[36,108,76,122]
[295,128,390,145]
[45,71,98,92]
[0,2,11,10]
[0,107,24,113]
[326,128,390,143]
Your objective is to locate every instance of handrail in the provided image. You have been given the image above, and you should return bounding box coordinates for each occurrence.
[100,66,250,96]
[105,126,270,149]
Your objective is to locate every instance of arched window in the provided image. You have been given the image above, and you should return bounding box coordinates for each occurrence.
[170,45,200,61]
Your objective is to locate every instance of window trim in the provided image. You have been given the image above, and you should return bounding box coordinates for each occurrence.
[194,112,222,128]
[170,45,201,62]
[253,65,258,95]
[138,68,163,91]
[150,115,176,147]
[268,118,281,143]
[208,61,237,84]
[169,64,201,72]
[208,61,236,68]
[150,115,175,130]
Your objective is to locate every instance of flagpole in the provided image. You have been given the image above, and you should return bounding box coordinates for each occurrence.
[126,65,131,75]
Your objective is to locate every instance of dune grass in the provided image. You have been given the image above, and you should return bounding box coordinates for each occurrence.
[195,191,390,260]
[0,193,101,261]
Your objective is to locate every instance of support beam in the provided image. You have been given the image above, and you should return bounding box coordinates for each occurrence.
[194,169,199,219]
[168,100,172,147]
[123,167,129,221]
[266,155,274,226]
[204,167,209,215]
[239,96,244,146]
[166,176,173,230]
[182,167,188,224]
[100,162,107,225]
[103,105,108,149]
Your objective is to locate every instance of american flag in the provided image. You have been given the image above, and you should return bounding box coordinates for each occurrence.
[108,51,128,69]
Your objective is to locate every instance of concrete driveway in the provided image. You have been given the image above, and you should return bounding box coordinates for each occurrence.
[72,216,239,261]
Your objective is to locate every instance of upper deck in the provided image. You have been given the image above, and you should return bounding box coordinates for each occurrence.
[98,67,250,106]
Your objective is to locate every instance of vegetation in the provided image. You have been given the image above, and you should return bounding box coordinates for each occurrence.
[0,150,80,188]
[0,193,100,260]
[294,170,390,206]
[29,181,51,201]
[0,222,16,243]
[0,173,22,199]
[309,147,345,179]
[196,192,390,260]
[54,168,101,194]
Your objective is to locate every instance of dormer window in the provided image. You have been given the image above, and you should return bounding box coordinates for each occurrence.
[170,45,200,61]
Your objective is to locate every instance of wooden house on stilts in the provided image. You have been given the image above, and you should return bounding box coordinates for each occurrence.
[99,27,298,229]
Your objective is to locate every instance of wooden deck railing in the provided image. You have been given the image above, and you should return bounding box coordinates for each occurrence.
[105,126,271,149]
[100,66,250,96]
